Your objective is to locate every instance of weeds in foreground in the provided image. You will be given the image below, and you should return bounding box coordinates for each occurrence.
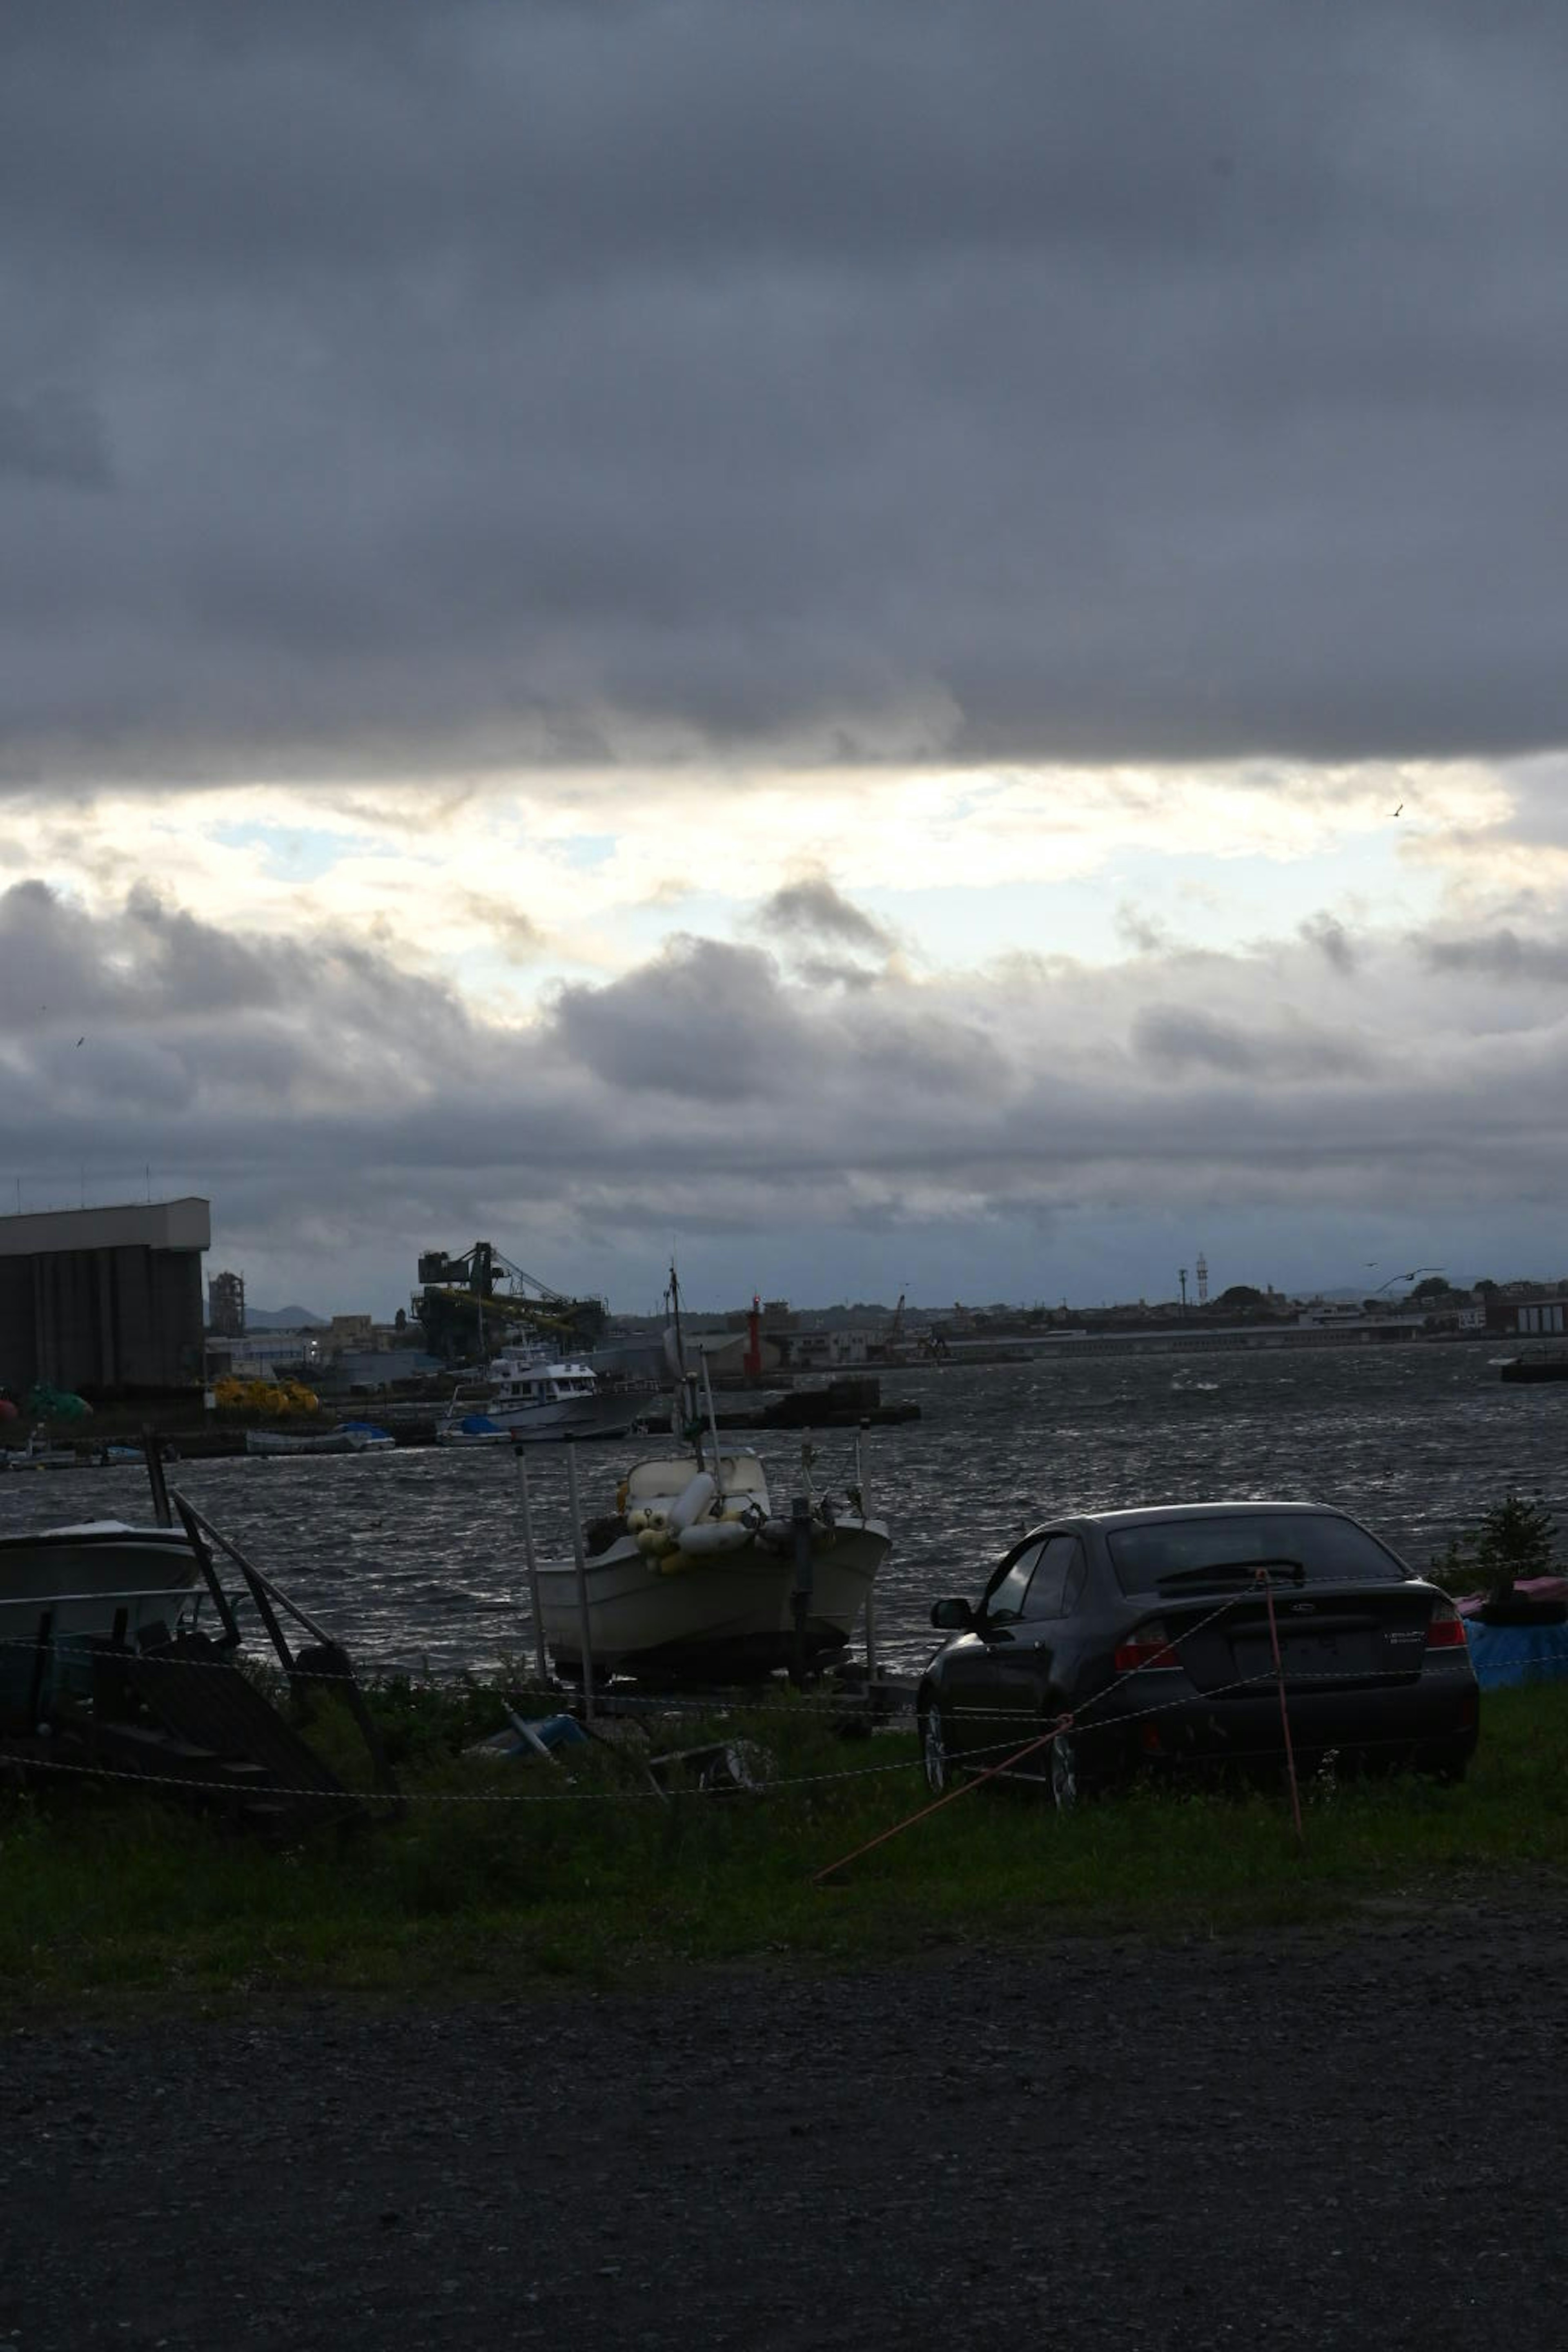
[3,1680,1567,2007]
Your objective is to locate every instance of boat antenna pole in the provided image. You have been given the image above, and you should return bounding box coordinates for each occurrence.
[669,1255,686,1383]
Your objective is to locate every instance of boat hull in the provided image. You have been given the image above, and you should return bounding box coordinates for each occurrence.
[536,1519,890,1679]
[494,1396,639,1444]
[0,1523,201,1711]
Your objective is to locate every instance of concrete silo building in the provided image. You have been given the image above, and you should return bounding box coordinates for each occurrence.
[0,1196,210,1399]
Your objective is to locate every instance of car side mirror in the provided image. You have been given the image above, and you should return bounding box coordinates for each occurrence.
[930,1596,975,1631]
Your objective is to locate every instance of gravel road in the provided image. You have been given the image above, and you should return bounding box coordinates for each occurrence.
[3,1898,1562,2350]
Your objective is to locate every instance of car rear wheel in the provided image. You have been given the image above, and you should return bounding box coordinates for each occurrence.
[1048,1728,1079,1813]
[919,1699,949,1794]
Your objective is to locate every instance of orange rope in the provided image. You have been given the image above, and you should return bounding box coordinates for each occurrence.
[1257,1567,1305,1844]
[813,1716,1069,1884]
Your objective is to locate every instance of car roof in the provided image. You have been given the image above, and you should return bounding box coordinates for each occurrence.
[1062,1500,1348,1532]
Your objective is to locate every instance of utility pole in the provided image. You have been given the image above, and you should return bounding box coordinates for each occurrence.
[1178,1267,1188,1316]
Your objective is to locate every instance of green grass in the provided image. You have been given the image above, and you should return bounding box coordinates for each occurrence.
[4,1680,1568,2011]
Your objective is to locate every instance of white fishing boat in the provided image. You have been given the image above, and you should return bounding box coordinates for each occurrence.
[479,1342,634,1443]
[0,1519,202,1708]
[535,1445,891,1680]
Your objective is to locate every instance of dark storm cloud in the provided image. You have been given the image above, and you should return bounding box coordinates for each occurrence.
[551,938,811,1101]
[8,1,1568,781]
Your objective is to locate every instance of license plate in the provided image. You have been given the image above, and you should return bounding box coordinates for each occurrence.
[1234,1633,1345,1683]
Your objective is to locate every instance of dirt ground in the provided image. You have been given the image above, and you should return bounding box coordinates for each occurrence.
[3,1896,1563,2350]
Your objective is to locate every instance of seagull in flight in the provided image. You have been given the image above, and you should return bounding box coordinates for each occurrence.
[76,1037,85,1048]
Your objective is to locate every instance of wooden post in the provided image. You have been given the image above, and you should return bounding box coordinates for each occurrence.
[790,1494,813,1687]
[566,1441,596,1719]
[864,1591,879,1682]
[514,1443,548,1683]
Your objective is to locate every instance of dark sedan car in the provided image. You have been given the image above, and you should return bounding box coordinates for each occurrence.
[917,1501,1479,1807]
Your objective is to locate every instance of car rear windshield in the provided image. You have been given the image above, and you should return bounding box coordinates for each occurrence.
[1106,1512,1406,1595]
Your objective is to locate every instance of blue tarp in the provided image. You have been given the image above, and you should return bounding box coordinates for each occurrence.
[1463,1617,1568,1690]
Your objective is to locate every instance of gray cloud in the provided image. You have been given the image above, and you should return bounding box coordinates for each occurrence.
[1115,902,1174,957]
[1132,1004,1375,1080]
[1299,913,1359,976]
[757,877,894,954]
[12,874,1568,1313]
[8,3,1568,781]
[459,893,548,964]
[0,387,111,489]
[1419,928,1568,984]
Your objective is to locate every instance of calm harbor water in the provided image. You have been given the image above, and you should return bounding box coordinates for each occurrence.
[3,1345,1562,1682]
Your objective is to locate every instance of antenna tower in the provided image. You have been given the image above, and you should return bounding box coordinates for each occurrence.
[1196,1251,1209,1307]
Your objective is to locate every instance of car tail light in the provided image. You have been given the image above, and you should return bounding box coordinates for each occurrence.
[1114,1621,1182,1673]
[1425,1607,1468,1650]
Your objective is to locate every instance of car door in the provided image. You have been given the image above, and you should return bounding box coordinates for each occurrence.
[979,1533,1088,1776]
[942,1539,1043,1765]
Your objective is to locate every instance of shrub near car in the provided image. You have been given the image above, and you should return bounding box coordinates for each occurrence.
[917,1502,1479,1809]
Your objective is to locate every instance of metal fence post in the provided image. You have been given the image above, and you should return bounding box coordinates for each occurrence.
[790,1494,813,1686]
[566,1441,596,1719]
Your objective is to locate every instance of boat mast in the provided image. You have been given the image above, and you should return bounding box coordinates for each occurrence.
[667,1256,703,1468]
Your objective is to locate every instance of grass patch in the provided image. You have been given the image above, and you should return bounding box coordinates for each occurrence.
[4,1679,1568,2011]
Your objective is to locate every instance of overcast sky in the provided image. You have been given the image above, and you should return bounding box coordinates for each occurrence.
[6,1,1568,1315]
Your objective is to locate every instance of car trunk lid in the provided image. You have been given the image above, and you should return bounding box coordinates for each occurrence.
[1165,1581,1435,1695]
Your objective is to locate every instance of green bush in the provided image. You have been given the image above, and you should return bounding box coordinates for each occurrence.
[1431,1492,1559,1600]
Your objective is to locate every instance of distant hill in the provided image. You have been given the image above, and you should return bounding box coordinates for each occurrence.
[244,1303,328,1329]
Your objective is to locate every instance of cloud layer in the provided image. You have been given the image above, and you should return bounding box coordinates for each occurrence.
[8,875,1567,1307]
[9,1,1568,780]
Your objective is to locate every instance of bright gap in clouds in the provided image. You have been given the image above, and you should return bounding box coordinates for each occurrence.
[1,757,1510,1006]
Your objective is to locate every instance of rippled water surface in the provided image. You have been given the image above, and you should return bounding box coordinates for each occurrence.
[3,1348,1562,1680]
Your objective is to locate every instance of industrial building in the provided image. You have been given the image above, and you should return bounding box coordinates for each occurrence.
[207,1267,246,1336]
[0,1197,210,1399]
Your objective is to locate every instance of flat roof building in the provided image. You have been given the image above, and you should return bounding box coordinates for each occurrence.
[0,1197,210,1398]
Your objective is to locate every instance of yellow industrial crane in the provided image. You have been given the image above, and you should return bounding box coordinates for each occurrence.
[413,1242,607,1364]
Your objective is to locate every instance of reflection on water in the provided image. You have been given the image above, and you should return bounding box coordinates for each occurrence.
[3,1348,1564,1681]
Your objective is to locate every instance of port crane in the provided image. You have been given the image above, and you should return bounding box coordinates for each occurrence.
[413,1243,607,1365]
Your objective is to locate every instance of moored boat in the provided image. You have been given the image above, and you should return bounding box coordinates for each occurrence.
[245,1424,396,1456]
[477,1342,635,1442]
[434,1409,511,1447]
